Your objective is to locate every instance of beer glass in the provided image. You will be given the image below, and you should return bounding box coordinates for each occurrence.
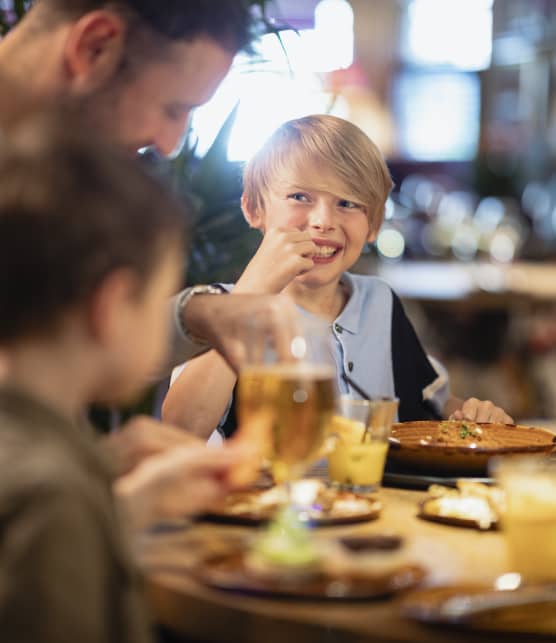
[237,313,337,485]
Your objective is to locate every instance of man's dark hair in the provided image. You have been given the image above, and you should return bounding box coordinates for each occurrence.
[0,112,187,343]
[39,0,255,53]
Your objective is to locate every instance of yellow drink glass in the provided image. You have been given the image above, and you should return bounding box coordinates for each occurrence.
[493,456,556,583]
[327,397,398,493]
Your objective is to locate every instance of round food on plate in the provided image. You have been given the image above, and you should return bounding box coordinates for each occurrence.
[202,479,382,526]
[388,420,555,475]
[418,480,504,530]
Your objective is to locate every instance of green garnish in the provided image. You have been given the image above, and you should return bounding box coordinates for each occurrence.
[253,506,318,567]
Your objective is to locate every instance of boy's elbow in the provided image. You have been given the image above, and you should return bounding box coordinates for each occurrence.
[161,395,184,428]
[161,396,212,439]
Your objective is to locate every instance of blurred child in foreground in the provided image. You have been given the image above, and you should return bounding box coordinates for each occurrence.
[0,116,254,643]
[163,115,512,440]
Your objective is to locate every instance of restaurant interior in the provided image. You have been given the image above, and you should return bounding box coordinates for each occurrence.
[178,0,556,425]
[2,1,556,642]
[150,2,556,640]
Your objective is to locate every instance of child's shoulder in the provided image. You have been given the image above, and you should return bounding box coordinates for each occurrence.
[344,272,395,301]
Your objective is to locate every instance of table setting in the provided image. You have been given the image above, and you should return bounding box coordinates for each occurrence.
[138,315,556,642]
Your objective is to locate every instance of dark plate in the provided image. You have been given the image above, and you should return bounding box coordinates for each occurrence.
[382,471,493,491]
[400,584,556,635]
[200,488,382,527]
[194,550,425,601]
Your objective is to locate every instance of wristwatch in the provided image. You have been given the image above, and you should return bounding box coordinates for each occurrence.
[175,284,225,344]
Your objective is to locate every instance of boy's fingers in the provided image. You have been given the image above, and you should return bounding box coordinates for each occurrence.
[474,401,494,423]
[460,397,480,421]
[298,240,319,256]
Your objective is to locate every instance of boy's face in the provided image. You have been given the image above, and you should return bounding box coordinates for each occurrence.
[96,247,182,403]
[254,168,374,289]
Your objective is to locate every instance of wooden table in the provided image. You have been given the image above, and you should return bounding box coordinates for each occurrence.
[137,488,555,643]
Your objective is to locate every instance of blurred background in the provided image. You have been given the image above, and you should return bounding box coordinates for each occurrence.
[179,0,556,423]
[4,0,556,423]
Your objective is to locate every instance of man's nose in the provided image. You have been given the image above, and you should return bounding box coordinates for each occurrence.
[154,116,190,159]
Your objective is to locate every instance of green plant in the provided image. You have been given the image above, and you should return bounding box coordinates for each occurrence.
[0,0,28,36]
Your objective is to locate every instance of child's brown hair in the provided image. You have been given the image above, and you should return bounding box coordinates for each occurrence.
[0,113,187,342]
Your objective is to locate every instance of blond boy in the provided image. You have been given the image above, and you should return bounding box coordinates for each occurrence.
[163,115,512,438]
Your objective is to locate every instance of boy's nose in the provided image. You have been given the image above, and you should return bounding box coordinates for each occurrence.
[308,204,336,231]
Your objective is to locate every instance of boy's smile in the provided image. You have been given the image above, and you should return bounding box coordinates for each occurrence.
[256,172,374,288]
[311,239,344,263]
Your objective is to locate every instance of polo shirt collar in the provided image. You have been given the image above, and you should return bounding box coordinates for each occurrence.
[335,272,361,335]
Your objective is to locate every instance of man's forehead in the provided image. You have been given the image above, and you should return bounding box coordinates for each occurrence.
[144,36,234,103]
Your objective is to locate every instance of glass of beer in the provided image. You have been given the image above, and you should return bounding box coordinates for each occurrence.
[237,314,336,485]
[493,456,556,583]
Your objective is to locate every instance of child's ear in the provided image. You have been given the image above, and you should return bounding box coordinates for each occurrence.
[63,10,126,94]
[367,228,378,244]
[241,193,265,230]
[87,269,137,344]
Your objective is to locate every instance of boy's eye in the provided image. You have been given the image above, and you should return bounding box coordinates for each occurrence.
[338,199,362,210]
[288,193,310,203]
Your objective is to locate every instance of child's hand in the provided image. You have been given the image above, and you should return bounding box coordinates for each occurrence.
[114,443,256,530]
[235,228,317,294]
[450,398,514,424]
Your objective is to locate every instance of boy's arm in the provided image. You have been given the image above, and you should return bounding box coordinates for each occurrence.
[161,229,316,438]
[162,348,237,439]
[390,294,513,424]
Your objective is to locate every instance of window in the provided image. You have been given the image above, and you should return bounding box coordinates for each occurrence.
[189,0,355,162]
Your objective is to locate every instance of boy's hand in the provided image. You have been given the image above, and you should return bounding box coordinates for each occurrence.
[235,228,317,295]
[450,398,514,424]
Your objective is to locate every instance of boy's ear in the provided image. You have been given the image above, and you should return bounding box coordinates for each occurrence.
[63,10,126,94]
[367,208,385,244]
[87,269,138,344]
[240,193,265,230]
[367,227,379,244]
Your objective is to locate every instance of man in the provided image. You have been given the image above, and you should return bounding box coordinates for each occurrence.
[0,0,296,520]
[0,0,297,374]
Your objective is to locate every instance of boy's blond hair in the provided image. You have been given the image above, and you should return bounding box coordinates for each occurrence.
[243,114,393,231]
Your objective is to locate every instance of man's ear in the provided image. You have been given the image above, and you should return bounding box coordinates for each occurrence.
[87,269,137,344]
[240,193,265,230]
[63,10,126,94]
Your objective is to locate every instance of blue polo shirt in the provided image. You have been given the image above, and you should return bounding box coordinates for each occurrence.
[318,272,449,414]
[170,272,450,437]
